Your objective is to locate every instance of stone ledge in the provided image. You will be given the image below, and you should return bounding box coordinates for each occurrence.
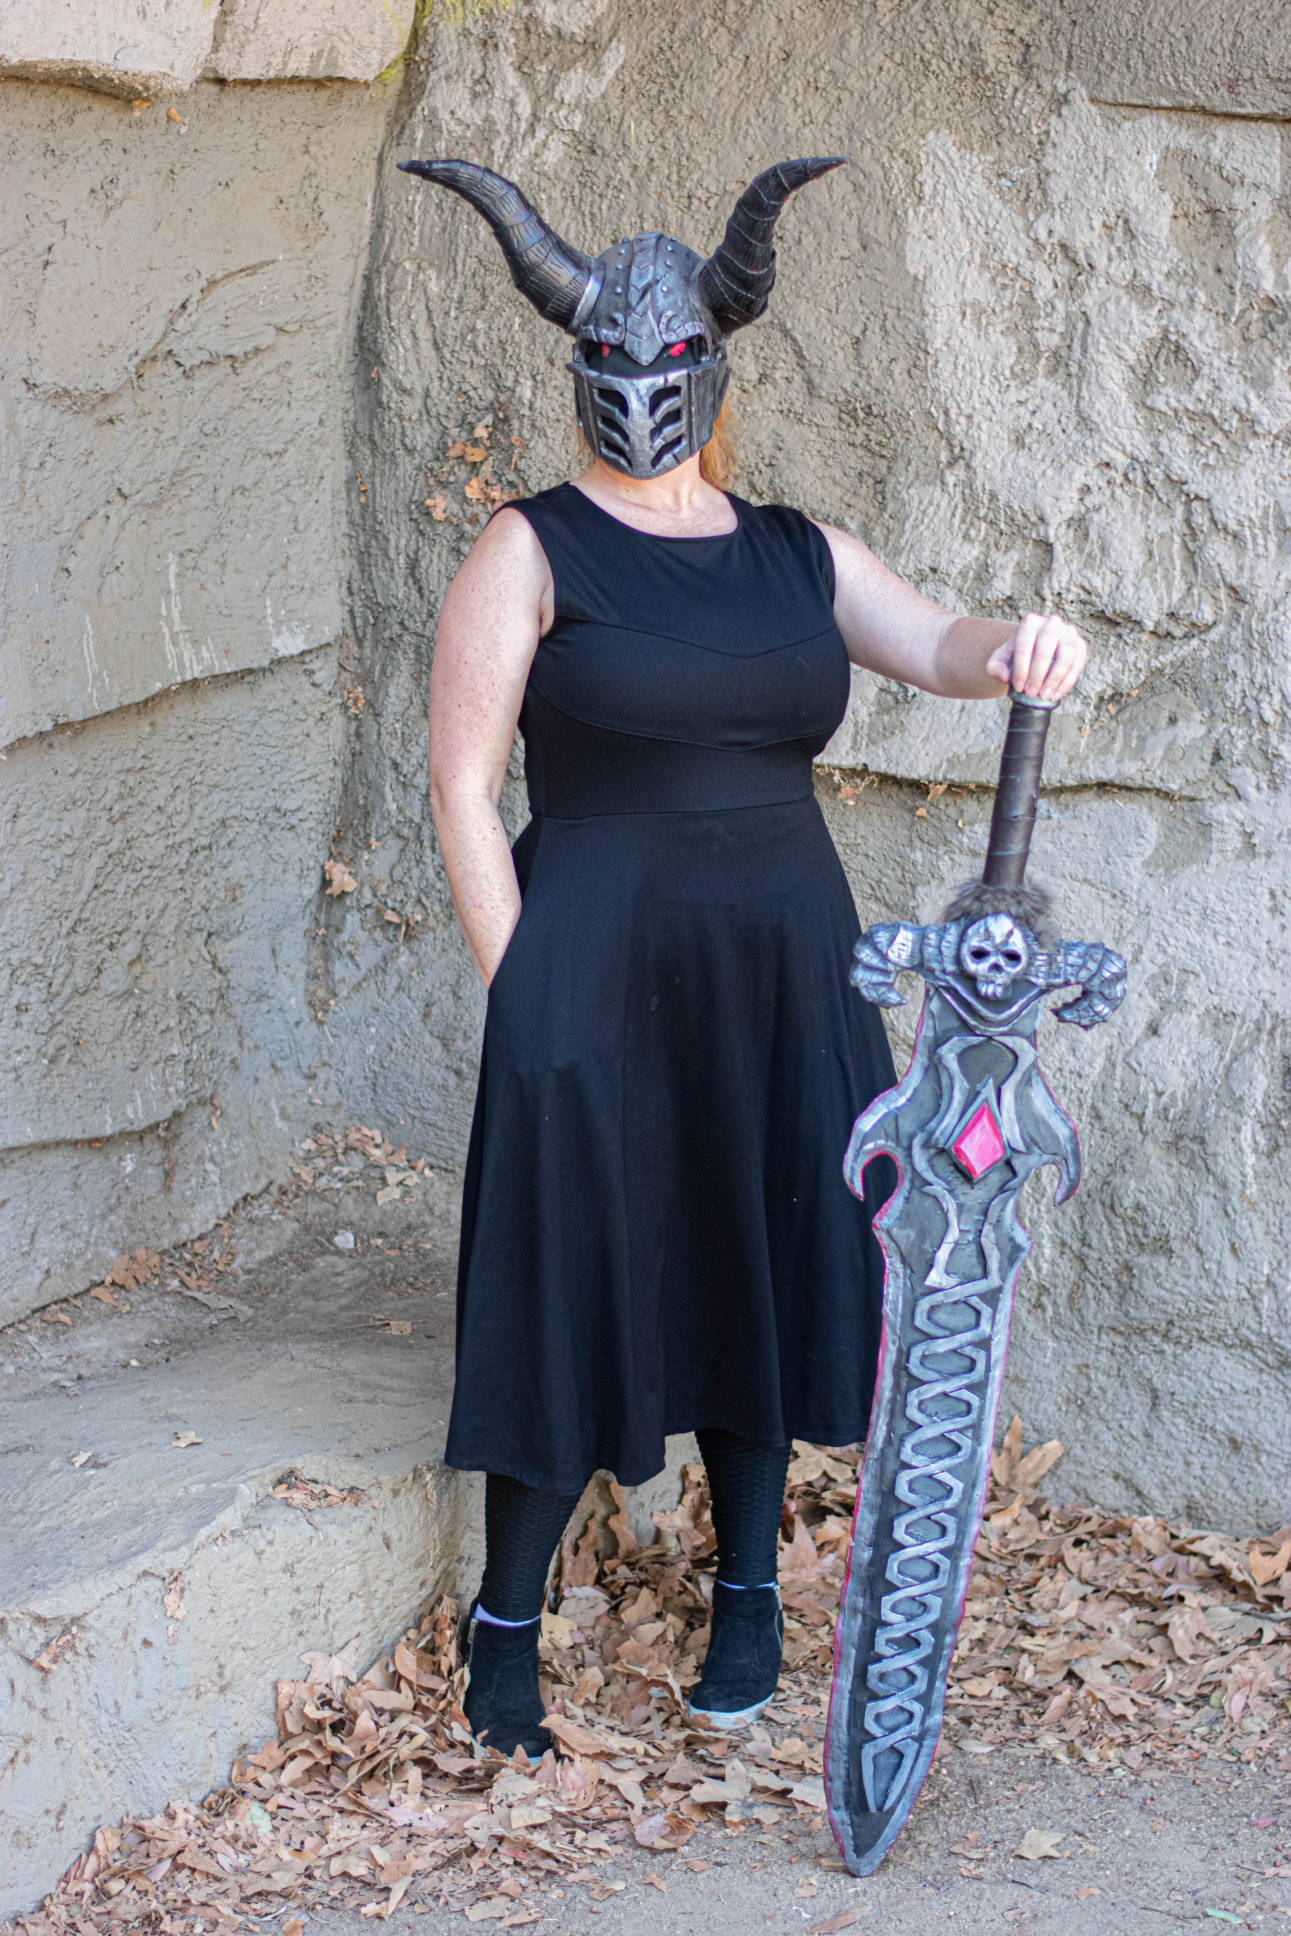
[0,0,415,97]
[0,1309,468,1915]
[205,0,417,84]
[0,0,215,98]
[0,1172,692,1916]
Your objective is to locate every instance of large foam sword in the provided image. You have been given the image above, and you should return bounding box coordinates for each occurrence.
[823,692,1126,1876]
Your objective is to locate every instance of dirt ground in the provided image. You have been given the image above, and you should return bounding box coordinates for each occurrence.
[304,1745,1291,1933]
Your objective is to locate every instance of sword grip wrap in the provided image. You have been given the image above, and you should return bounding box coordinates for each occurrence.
[983,693,1058,888]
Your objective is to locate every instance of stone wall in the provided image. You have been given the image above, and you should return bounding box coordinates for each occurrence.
[340,0,1291,1528]
[3,0,1288,1526]
[0,55,402,1317]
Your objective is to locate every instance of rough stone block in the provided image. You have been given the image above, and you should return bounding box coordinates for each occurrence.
[0,0,217,97]
[1069,1,1291,117]
[206,0,417,82]
[0,77,388,750]
[0,651,342,1324]
[0,1382,467,1918]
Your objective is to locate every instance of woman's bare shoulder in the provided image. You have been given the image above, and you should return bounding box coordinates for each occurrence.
[439,502,553,642]
[463,502,547,571]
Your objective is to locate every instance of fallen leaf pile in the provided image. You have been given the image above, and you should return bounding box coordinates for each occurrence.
[14,1427,1291,1934]
[938,1417,1291,1775]
[101,1248,162,1293]
[19,1466,828,1934]
[272,1474,371,1516]
[289,1126,427,1207]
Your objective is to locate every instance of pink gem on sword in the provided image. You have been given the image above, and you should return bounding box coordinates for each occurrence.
[951,1100,1007,1179]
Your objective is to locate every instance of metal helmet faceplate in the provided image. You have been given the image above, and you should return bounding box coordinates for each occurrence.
[566,232,727,477]
[398,156,844,478]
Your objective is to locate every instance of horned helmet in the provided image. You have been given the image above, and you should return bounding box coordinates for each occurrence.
[398,155,844,479]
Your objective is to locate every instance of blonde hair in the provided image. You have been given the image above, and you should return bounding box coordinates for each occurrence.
[576,396,738,487]
[699,398,738,489]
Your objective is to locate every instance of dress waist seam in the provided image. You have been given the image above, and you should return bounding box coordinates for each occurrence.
[531,792,816,823]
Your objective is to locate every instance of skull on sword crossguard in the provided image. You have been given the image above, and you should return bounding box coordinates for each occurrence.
[824,694,1127,1876]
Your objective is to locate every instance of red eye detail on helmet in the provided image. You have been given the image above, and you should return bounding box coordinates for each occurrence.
[669,342,685,357]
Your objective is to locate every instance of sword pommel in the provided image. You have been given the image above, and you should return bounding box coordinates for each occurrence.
[982,692,1058,888]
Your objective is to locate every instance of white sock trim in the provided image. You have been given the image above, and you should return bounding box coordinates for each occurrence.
[475,1602,541,1629]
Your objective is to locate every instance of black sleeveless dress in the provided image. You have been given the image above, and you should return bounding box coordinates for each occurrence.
[446,484,896,1494]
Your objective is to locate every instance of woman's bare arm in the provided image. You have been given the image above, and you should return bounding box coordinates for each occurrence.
[815,522,1087,701]
[428,509,553,986]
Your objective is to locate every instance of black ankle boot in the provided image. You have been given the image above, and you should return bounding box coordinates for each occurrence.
[688,1581,784,1727]
[462,1601,552,1760]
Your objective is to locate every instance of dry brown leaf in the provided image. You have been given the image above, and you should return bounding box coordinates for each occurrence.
[987,1493,1025,1533]
[992,1415,1024,1487]
[540,1713,616,1757]
[1166,1604,1214,1662]
[103,1247,160,1290]
[1013,1828,1066,1860]
[634,1811,693,1849]
[1249,1534,1291,1587]
[779,1511,820,1581]
[1011,1439,1064,1489]
[298,1636,362,1693]
[561,1512,601,1589]
[539,1608,576,1652]
[324,858,358,896]
[606,1477,638,1558]
[172,1432,202,1449]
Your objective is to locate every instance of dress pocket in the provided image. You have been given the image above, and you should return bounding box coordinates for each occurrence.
[486,908,527,1006]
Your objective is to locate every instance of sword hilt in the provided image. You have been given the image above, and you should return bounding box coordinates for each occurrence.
[982,693,1058,888]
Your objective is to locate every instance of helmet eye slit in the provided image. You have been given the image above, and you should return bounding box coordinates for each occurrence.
[650,435,687,470]
[648,384,682,419]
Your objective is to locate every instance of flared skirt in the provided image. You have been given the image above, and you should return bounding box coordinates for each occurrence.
[446,797,897,1493]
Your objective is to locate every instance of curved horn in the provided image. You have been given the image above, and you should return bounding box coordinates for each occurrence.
[398,158,596,332]
[697,156,845,335]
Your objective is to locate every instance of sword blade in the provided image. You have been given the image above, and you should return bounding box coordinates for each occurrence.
[823,690,1125,1875]
[823,979,1079,1874]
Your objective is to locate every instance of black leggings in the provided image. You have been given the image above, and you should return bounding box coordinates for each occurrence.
[478,1430,790,1622]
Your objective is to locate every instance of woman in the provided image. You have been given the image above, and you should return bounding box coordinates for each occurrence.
[402,157,1087,1757]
